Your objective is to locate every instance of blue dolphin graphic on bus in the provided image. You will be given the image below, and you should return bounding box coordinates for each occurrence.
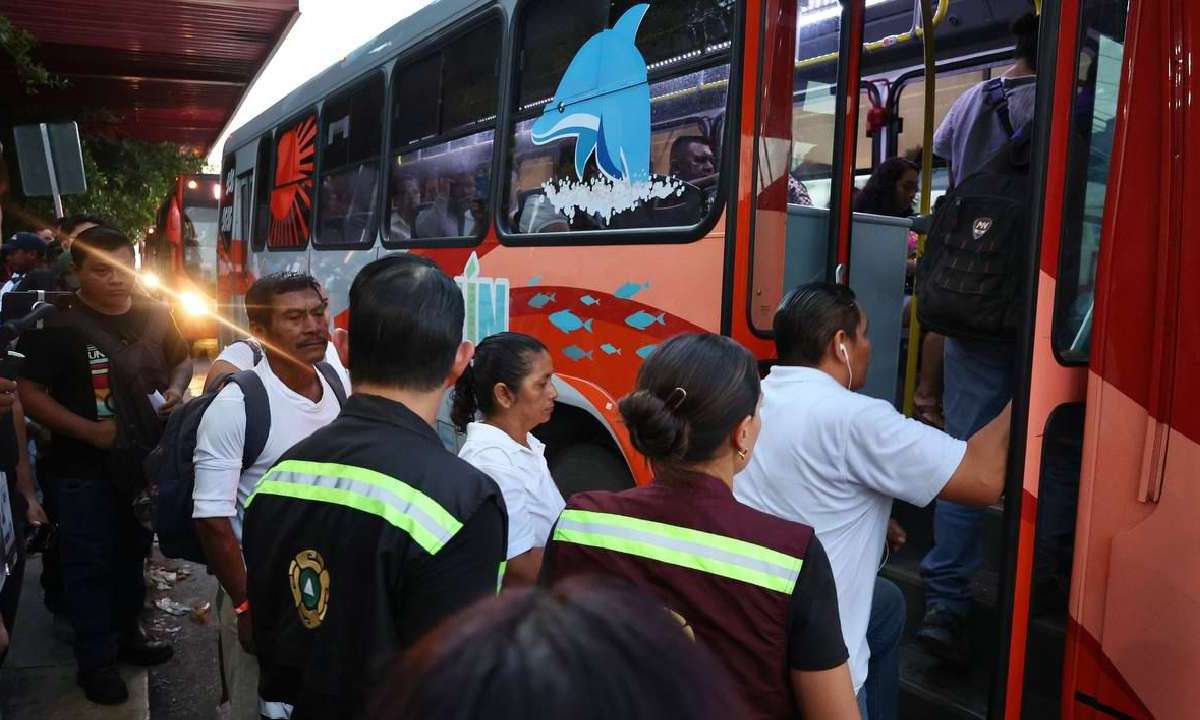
[530,4,651,183]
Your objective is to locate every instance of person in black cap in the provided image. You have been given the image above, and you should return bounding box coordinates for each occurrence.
[1,233,47,296]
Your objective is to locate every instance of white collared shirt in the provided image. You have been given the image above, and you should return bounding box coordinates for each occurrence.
[458,422,565,559]
[734,365,966,692]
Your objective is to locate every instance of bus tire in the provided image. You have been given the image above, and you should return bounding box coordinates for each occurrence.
[549,443,634,500]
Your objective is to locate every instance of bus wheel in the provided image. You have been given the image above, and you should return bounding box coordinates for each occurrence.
[549,443,634,499]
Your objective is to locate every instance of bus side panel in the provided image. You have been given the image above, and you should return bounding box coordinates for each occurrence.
[418,222,728,485]
[1064,0,1196,716]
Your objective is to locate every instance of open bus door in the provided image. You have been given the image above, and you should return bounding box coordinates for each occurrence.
[737,0,1163,717]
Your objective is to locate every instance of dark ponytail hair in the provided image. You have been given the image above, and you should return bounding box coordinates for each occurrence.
[451,332,550,432]
[618,333,760,466]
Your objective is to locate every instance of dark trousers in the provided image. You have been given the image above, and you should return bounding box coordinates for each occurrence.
[59,473,151,671]
[865,576,905,720]
[38,461,66,615]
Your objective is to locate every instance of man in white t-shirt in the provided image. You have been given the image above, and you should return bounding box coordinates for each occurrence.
[192,272,347,720]
[735,282,1010,720]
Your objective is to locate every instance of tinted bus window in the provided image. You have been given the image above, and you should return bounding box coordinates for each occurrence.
[267,113,317,249]
[182,179,220,287]
[316,73,384,247]
[503,0,734,237]
[1053,0,1128,361]
[386,19,500,245]
[252,136,272,251]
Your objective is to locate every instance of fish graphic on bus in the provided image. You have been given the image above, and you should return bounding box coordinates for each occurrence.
[625,310,666,330]
[562,345,593,362]
[528,292,557,309]
[636,344,658,360]
[600,343,622,355]
[580,295,601,306]
[530,4,651,183]
[549,308,594,334]
[614,281,650,299]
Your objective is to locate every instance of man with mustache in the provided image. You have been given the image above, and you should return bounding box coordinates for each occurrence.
[192,272,347,720]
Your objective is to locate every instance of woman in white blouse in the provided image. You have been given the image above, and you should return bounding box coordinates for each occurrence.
[453,332,564,587]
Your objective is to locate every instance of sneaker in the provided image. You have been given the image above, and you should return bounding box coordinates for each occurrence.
[117,626,174,666]
[916,607,969,666]
[77,665,129,705]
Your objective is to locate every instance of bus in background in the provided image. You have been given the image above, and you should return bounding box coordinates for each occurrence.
[216,1,1196,718]
[146,173,220,352]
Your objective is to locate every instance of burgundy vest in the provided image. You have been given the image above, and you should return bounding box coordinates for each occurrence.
[547,471,814,720]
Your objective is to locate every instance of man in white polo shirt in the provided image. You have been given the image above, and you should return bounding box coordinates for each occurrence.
[735,282,1010,720]
[192,272,347,720]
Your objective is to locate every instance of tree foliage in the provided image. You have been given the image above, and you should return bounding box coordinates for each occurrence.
[0,14,65,94]
[15,137,205,240]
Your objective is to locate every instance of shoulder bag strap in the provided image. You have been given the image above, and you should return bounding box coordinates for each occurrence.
[315,361,347,407]
[225,370,271,470]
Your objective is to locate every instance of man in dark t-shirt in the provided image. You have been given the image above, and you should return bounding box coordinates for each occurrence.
[16,225,192,706]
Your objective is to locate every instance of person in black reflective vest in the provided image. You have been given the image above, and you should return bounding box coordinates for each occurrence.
[242,255,507,719]
[542,333,860,720]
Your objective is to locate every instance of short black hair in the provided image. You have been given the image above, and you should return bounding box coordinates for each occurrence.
[71,225,133,268]
[670,135,712,163]
[244,272,323,329]
[348,254,463,390]
[619,333,760,465]
[773,282,862,366]
[376,578,744,719]
[1012,13,1039,70]
[451,332,549,432]
[55,213,107,236]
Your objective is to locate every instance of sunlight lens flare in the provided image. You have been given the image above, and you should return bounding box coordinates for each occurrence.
[140,272,161,290]
[179,290,213,317]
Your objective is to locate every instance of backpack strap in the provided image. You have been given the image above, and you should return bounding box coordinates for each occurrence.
[233,338,264,366]
[223,370,271,471]
[982,77,1015,138]
[315,361,347,407]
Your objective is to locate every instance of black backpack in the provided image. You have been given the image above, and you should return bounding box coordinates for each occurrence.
[916,119,1034,341]
[147,359,346,563]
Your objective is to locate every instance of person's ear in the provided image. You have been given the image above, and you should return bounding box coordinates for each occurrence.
[493,382,518,410]
[733,414,754,457]
[830,329,850,360]
[446,341,475,388]
[332,327,349,368]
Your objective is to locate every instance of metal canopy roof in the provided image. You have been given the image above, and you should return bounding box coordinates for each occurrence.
[0,0,298,152]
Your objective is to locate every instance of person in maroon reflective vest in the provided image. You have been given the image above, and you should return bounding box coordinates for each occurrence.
[542,333,860,720]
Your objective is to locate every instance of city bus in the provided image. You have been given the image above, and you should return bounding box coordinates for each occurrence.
[215,0,1196,718]
[146,173,220,348]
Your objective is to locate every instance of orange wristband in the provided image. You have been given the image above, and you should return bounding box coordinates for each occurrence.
[233,598,251,616]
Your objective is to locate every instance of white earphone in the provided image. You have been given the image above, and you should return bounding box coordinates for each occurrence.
[839,342,854,389]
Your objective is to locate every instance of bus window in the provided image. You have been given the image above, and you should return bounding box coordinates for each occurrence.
[252,135,272,251]
[1053,1,1127,362]
[182,178,220,289]
[386,19,500,245]
[894,66,1003,206]
[502,0,734,236]
[316,73,384,248]
[267,113,317,249]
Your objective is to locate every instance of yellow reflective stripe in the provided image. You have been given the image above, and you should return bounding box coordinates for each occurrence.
[267,459,462,536]
[250,480,453,555]
[497,561,507,594]
[553,526,799,594]
[559,509,803,579]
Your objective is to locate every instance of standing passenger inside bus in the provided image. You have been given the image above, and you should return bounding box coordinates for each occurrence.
[453,333,564,588]
[544,333,859,720]
[389,176,422,242]
[735,283,1011,720]
[918,12,1038,663]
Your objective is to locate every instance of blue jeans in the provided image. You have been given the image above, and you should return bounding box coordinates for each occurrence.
[919,338,1013,616]
[59,474,151,671]
[865,577,905,720]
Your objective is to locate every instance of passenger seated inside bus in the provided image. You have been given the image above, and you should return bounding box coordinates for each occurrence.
[415,168,488,239]
[389,176,421,241]
[319,163,378,246]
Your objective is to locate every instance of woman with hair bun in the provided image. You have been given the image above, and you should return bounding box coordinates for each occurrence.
[542,333,860,719]
[453,332,564,587]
